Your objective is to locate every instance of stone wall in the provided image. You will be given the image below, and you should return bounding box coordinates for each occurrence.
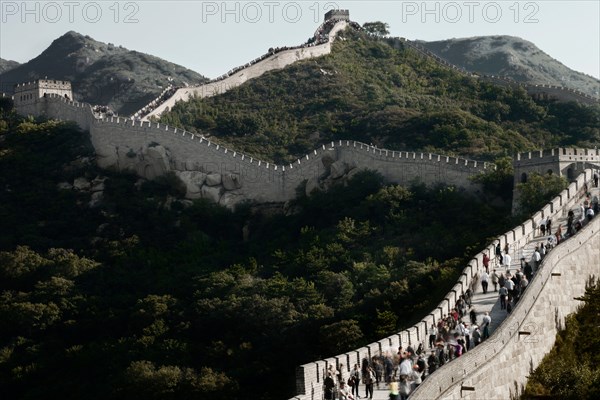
[512,148,600,212]
[17,95,491,208]
[411,192,600,399]
[290,169,598,400]
[143,21,348,120]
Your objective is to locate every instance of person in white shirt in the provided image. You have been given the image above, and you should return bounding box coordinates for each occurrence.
[586,207,595,221]
[480,271,489,293]
[532,248,541,270]
[502,252,512,270]
[504,277,515,301]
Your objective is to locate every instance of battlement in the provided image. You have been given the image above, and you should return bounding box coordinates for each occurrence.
[515,148,600,162]
[13,79,73,108]
[14,79,72,93]
[324,9,349,21]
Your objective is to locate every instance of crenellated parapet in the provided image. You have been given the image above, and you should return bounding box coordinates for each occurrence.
[13,83,600,400]
[14,90,492,208]
[13,79,73,108]
[291,169,600,400]
[410,169,600,400]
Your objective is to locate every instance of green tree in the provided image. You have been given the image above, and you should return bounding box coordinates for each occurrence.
[319,319,364,355]
[470,156,514,201]
[516,172,568,215]
[374,309,398,337]
[362,21,390,36]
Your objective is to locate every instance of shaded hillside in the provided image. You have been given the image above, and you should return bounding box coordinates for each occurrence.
[0,58,19,74]
[0,31,207,115]
[160,28,600,164]
[0,108,517,400]
[419,36,600,98]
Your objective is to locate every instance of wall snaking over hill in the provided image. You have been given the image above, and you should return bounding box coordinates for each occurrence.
[16,94,491,208]
[290,169,599,400]
[142,21,350,120]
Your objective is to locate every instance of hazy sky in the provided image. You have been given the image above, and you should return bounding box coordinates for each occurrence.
[1,0,599,80]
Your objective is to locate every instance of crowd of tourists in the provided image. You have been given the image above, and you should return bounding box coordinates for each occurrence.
[323,312,494,400]
[322,284,497,400]
[323,346,430,400]
[322,180,599,399]
[92,105,115,117]
[536,192,597,247]
[129,17,355,121]
[131,85,178,120]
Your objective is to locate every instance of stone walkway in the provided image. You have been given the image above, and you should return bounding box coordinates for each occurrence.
[353,186,599,400]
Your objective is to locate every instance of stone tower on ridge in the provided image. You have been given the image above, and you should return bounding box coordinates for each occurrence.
[512,148,600,212]
[324,9,349,21]
[13,79,72,109]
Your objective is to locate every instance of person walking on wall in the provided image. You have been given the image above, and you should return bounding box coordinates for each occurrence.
[483,253,490,273]
[389,375,400,400]
[324,372,335,400]
[480,270,489,294]
[495,243,502,264]
[539,218,546,236]
[491,269,499,292]
[364,366,375,399]
[429,324,438,349]
[482,312,492,340]
[555,224,563,244]
[350,364,361,398]
[499,284,508,310]
[502,251,512,271]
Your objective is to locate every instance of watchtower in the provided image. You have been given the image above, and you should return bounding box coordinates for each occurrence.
[512,148,600,212]
[324,9,349,21]
[13,79,72,109]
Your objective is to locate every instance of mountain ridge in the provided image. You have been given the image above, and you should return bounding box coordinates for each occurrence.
[0,58,20,74]
[418,35,599,98]
[0,31,208,115]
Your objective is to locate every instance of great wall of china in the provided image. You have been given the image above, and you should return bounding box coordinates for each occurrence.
[130,11,597,122]
[14,92,492,208]
[10,11,600,400]
[290,168,599,400]
[137,17,352,121]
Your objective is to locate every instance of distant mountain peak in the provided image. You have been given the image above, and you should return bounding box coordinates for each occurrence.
[0,32,207,114]
[419,35,599,98]
[0,58,20,74]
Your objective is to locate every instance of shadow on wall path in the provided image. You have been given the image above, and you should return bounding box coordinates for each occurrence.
[360,185,599,400]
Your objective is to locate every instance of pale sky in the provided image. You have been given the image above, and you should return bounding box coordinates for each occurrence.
[1,0,599,80]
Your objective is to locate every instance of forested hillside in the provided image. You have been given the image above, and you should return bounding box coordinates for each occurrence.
[0,101,516,399]
[1,24,598,400]
[159,28,600,164]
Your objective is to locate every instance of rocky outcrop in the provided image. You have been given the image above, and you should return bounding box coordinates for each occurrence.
[205,173,222,186]
[222,173,242,190]
[176,171,207,199]
[201,185,222,203]
[101,142,247,208]
[304,156,362,196]
[73,177,91,190]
